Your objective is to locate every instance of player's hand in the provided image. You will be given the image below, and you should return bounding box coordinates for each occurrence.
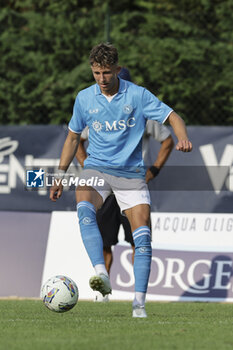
[176,140,192,152]
[146,166,160,183]
[145,169,157,183]
[145,169,153,183]
[50,181,63,201]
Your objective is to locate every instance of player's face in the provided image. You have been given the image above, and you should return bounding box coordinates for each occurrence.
[91,63,121,96]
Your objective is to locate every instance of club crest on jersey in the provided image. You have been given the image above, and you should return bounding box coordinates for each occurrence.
[92,120,103,133]
[123,104,133,114]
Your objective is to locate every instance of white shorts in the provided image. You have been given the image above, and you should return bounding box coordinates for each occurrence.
[79,169,151,211]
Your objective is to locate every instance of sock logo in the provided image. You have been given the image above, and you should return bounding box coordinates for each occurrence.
[139,247,147,253]
[82,217,91,225]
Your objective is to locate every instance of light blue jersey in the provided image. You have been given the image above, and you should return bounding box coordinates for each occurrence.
[69,78,173,178]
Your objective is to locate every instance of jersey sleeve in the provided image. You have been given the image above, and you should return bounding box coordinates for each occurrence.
[68,94,86,134]
[142,88,173,124]
[145,120,171,142]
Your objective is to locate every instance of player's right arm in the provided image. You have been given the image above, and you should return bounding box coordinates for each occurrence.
[76,137,87,167]
[50,130,81,202]
[75,126,89,167]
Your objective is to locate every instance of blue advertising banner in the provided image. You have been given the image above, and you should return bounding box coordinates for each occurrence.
[0,125,232,212]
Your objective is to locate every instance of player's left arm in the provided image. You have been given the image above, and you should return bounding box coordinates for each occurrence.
[146,135,174,183]
[167,111,192,152]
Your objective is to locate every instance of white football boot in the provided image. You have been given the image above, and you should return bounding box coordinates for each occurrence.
[94,291,109,302]
[132,304,147,318]
[89,273,112,297]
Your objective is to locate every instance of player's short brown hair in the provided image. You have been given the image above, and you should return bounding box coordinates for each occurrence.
[89,43,118,67]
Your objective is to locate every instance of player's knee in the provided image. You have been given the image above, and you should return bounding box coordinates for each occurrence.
[126,205,150,231]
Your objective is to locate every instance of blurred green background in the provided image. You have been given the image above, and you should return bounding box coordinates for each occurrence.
[0,0,232,125]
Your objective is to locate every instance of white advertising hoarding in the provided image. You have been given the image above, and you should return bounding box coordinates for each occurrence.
[41,211,233,302]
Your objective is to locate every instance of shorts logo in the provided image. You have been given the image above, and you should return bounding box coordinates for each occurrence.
[92,120,103,133]
[123,105,133,114]
[26,169,45,187]
[139,247,147,253]
[83,217,91,225]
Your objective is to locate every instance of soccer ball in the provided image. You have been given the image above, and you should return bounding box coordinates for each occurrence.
[41,275,79,313]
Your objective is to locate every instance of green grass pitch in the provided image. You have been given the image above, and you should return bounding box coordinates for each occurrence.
[0,300,232,350]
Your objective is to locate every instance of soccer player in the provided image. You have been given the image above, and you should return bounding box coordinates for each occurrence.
[50,43,192,318]
[76,68,174,302]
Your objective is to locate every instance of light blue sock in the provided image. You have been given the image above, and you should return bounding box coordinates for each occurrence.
[132,226,152,293]
[77,201,105,267]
